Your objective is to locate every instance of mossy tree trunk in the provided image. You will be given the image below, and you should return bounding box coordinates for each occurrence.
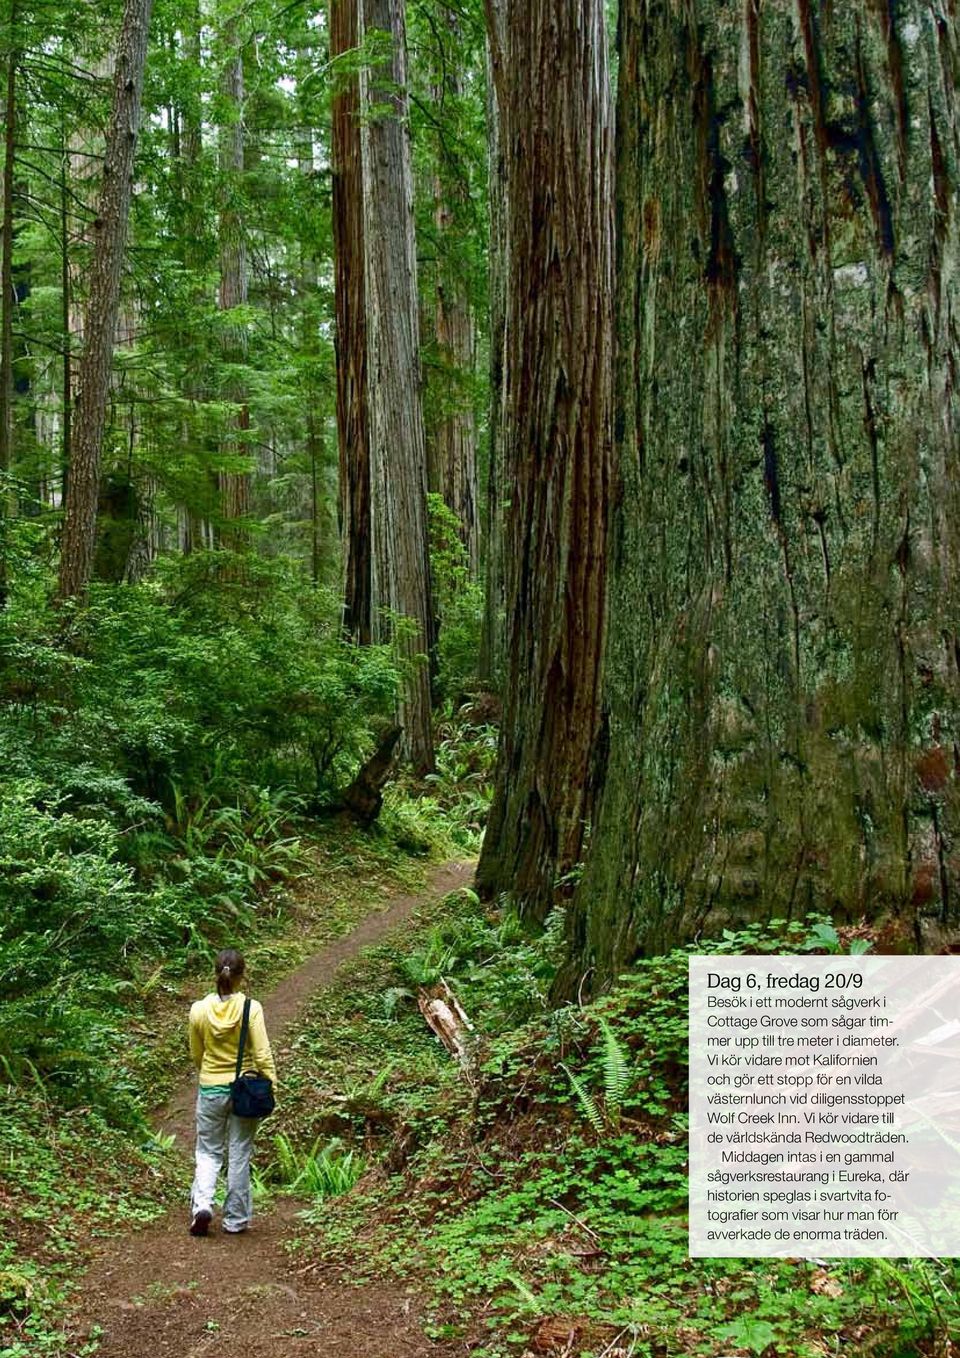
[475,0,614,917]
[562,0,960,995]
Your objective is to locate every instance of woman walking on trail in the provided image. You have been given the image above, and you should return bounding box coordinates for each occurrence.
[188,948,277,1236]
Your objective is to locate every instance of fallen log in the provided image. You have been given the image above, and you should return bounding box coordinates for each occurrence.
[417,978,474,1066]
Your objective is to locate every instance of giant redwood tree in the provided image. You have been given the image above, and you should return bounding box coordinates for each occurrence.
[359,0,435,773]
[57,0,153,600]
[475,0,614,915]
[564,0,960,994]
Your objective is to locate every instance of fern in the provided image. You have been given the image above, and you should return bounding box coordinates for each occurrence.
[369,1060,396,1097]
[599,1017,632,1113]
[561,1062,605,1136]
[271,1133,366,1198]
[382,986,414,1019]
[293,1139,365,1196]
[272,1132,300,1184]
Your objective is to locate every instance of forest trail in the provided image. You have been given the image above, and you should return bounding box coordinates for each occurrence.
[67,859,475,1358]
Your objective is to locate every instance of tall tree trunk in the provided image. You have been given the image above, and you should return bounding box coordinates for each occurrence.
[331,0,371,641]
[59,121,71,505]
[0,29,17,606]
[431,223,478,574]
[564,0,960,996]
[359,0,435,774]
[0,32,16,481]
[427,10,479,575]
[477,32,506,687]
[296,85,330,587]
[176,0,206,555]
[217,25,250,535]
[474,0,614,917]
[57,0,154,602]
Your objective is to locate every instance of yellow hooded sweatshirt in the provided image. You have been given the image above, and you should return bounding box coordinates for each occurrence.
[189,991,278,1089]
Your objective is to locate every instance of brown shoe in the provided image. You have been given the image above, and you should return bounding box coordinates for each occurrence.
[189,1209,212,1237]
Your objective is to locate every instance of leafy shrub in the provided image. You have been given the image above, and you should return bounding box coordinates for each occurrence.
[428,494,484,704]
[303,906,960,1358]
[0,552,404,1117]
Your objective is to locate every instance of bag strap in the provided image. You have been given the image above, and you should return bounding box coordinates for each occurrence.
[235,996,252,1080]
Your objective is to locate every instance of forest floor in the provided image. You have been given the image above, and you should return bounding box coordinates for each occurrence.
[64,859,475,1358]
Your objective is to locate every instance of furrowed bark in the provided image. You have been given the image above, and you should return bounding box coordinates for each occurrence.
[475,0,614,918]
[566,0,960,994]
[359,0,435,774]
[431,216,479,575]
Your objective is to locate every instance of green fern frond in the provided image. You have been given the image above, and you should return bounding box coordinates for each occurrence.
[561,1062,605,1135]
[599,1017,632,1112]
[382,987,414,1018]
[272,1132,300,1184]
[366,1058,396,1097]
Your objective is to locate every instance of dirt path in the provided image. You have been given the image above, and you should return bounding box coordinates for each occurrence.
[68,860,475,1358]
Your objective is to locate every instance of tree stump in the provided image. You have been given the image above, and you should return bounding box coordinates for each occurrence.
[338,724,402,827]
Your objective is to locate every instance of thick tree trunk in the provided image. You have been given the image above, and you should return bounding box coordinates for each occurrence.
[565,0,960,995]
[331,0,372,642]
[474,0,614,917]
[359,0,435,774]
[477,33,506,687]
[217,29,250,534]
[57,0,154,601]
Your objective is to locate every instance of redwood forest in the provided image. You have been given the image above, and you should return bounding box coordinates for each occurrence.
[0,0,958,1352]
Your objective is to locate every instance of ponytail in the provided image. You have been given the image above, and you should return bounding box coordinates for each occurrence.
[215,947,245,998]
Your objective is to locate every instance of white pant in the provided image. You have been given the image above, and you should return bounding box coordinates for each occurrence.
[190,1091,258,1231]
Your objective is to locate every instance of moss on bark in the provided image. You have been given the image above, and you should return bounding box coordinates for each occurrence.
[565,0,960,994]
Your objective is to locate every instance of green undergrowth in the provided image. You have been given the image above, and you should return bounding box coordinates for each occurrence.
[0,556,421,1109]
[0,549,497,1353]
[0,827,449,1357]
[119,824,450,1116]
[278,898,960,1358]
[0,1091,182,1357]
